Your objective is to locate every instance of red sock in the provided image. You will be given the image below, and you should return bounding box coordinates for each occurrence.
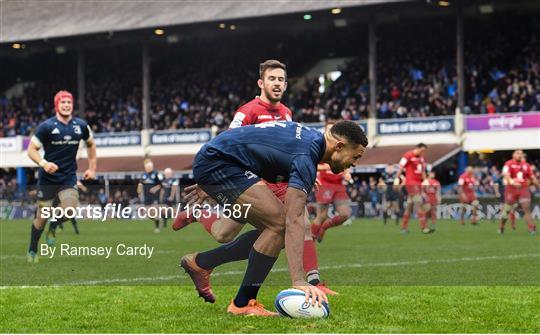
[509,212,516,226]
[321,215,346,231]
[418,212,427,230]
[528,223,536,232]
[402,212,410,230]
[471,215,477,224]
[303,240,318,274]
[199,213,219,234]
[499,220,505,230]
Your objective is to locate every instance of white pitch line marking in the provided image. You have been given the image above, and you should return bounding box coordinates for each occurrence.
[1,253,538,289]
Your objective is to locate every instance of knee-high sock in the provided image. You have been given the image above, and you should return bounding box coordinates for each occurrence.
[233,248,277,307]
[303,240,319,285]
[29,223,44,253]
[195,230,260,270]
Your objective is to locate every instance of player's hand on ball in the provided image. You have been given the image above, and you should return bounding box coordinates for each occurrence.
[44,162,59,174]
[293,280,328,307]
[185,184,209,205]
[83,169,96,180]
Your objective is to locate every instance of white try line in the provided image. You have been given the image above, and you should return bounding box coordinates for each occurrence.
[1,253,538,289]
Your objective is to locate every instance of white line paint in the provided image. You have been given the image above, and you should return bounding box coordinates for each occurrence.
[1,253,538,289]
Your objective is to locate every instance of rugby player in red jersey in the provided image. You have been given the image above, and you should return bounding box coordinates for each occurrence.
[498,150,539,235]
[423,171,441,229]
[458,166,479,225]
[311,122,352,244]
[173,60,337,300]
[395,143,432,234]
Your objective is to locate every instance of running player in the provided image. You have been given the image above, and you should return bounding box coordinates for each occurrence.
[395,143,432,234]
[179,120,367,316]
[310,123,352,243]
[137,159,163,232]
[498,150,538,235]
[423,171,441,229]
[458,166,479,225]
[26,90,96,262]
[173,60,336,294]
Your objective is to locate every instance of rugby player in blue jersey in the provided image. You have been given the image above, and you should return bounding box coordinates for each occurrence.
[180,120,367,316]
[26,90,96,262]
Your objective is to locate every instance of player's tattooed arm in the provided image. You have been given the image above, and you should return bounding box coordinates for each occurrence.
[84,138,97,180]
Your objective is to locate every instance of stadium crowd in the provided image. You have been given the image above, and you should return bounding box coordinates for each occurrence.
[1,15,538,137]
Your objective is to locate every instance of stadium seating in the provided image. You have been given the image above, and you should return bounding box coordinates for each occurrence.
[1,15,538,137]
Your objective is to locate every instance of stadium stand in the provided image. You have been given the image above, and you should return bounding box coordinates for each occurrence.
[1,14,538,136]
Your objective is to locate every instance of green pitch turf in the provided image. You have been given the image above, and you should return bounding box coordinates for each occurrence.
[1,218,539,333]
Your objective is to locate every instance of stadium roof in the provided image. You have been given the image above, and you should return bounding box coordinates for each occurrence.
[1,0,411,43]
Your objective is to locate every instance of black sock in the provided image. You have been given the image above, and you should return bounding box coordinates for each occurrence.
[154,219,160,228]
[196,230,260,270]
[162,218,167,227]
[71,218,79,234]
[29,224,44,253]
[233,248,277,307]
[48,220,60,233]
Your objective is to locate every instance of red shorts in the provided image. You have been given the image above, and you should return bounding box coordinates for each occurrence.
[505,186,531,204]
[425,195,438,206]
[315,183,349,204]
[265,181,288,203]
[460,192,477,204]
[406,184,422,197]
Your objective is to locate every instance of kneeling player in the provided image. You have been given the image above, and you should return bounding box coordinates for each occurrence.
[178,121,366,316]
[458,167,479,225]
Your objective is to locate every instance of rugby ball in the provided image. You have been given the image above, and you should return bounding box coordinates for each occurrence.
[274,289,330,318]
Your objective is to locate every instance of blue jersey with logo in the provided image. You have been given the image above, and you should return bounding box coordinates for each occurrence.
[32,116,92,185]
[141,170,163,196]
[162,177,179,200]
[200,121,326,194]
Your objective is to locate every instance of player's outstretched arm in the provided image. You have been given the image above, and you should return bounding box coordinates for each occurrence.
[27,140,58,174]
[84,138,97,180]
[284,187,328,306]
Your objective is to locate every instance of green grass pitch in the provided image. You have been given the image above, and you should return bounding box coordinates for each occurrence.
[1,217,539,333]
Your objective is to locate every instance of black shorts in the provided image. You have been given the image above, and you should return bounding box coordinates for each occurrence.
[144,194,160,206]
[192,149,260,206]
[37,183,77,202]
[385,188,399,202]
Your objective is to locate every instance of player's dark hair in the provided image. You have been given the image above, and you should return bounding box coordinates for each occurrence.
[417,143,428,148]
[259,59,287,80]
[330,121,368,147]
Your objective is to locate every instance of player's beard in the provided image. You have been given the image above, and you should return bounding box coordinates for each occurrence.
[264,87,282,103]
